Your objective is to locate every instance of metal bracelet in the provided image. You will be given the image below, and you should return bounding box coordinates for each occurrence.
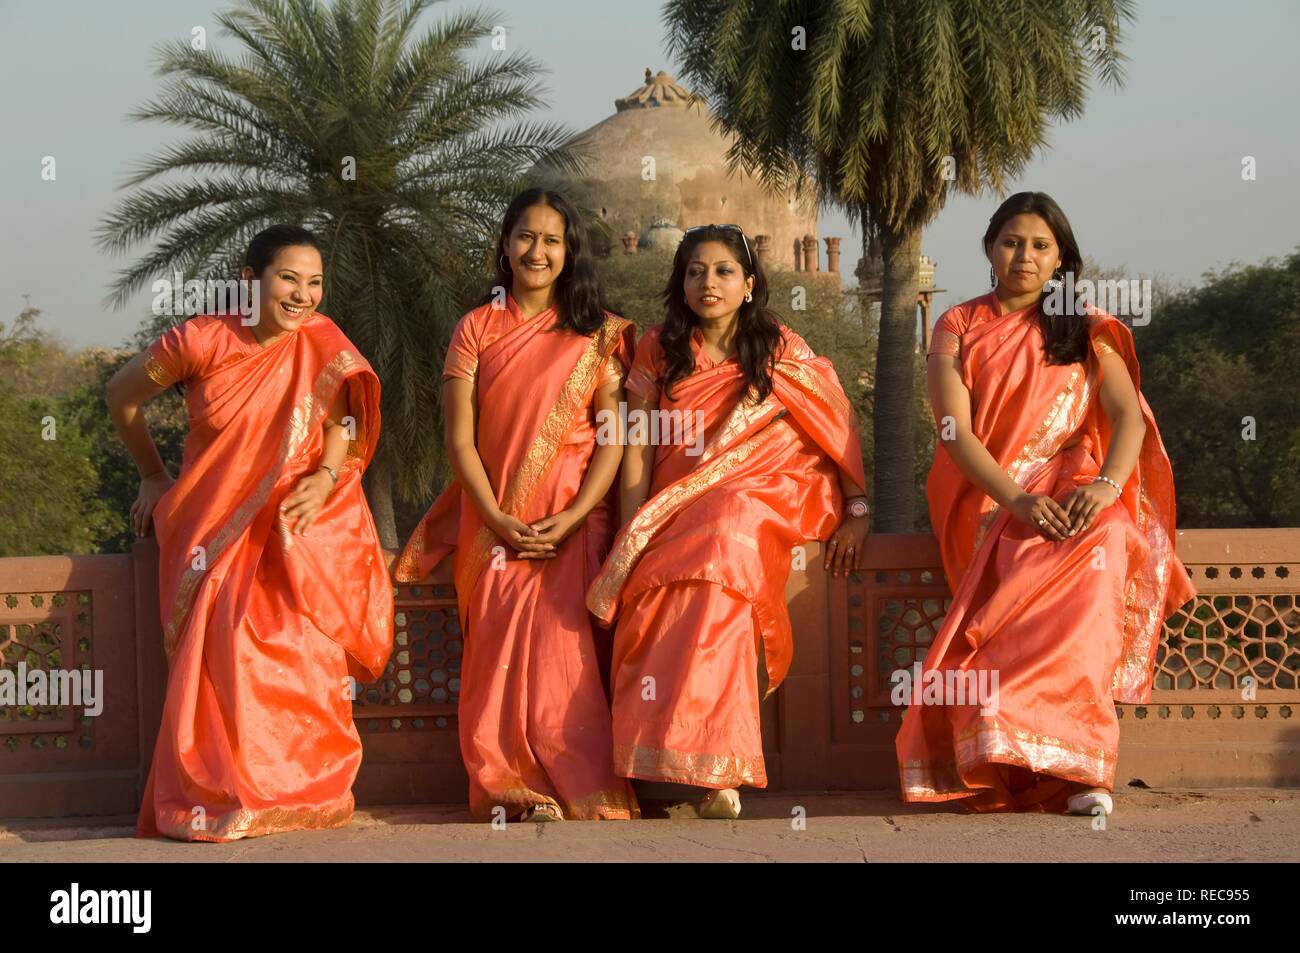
[319,464,339,484]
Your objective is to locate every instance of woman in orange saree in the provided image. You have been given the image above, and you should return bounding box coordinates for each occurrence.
[395,189,638,822]
[895,193,1196,815]
[107,225,393,841]
[587,225,869,819]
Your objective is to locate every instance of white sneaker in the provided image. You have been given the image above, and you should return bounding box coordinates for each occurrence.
[698,788,742,819]
[1067,790,1114,816]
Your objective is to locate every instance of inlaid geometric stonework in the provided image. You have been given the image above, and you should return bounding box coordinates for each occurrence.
[354,582,459,733]
[0,591,94,753]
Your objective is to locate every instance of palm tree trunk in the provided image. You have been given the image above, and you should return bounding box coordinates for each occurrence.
[872,224,921,532]
[364,451,399,550]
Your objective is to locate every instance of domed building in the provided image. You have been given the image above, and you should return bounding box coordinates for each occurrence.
[540,68,841,277]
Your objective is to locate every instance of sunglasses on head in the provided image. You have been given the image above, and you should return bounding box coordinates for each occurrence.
[683,224,754,270]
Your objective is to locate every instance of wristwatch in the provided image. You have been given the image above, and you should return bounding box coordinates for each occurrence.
[847,496,870,519]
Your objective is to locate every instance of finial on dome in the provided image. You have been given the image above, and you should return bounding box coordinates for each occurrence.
[614,68,702,111]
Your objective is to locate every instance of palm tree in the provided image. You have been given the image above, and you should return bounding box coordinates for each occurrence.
[99,0,584,546]
[664,0,1134,531]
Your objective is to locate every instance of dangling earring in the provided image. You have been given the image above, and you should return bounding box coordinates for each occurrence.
[745,291,753,303]
[989,266,997,288]
[499,253,511,272]
[1043,268,1064,293]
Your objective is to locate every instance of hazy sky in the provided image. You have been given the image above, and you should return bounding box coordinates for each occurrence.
[2,0,1297,348]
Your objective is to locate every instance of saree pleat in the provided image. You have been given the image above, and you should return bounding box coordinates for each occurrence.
[896,294,1196,812]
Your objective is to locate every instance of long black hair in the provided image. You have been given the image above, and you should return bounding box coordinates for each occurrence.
[480,188,613,335]
[982,192,1088,365]
[245,223,321,275]
[659,225,784,402]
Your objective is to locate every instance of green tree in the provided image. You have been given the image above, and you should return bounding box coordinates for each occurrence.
[0,310,122,556]
[1138,252,1300,527]
[663,0,1135,530]
[97,0,583,545]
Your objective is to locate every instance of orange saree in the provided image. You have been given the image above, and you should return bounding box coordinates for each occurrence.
[395,296,639,821]
[895,292,1196,811]
[137,312,393,841]
[587,325,866,789]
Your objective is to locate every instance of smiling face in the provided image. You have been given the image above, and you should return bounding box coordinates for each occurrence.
[987,212,1063,297]
[241,244,323,334]
[504,203,567,296]
[683,240,754,323]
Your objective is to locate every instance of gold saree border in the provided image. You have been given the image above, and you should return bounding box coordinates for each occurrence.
[901,718,1115,800]
[150,792,355,842]
[775,357,851,419]
[144,352,174,388]
[163,349,363,657]
[970,363,1096,555]
[697,387,778,463]
[614,742,767,789]
[587,354,851,620]
[680,354,846,466]
[452,315,630,604]
[587,421,786,619]
[473,785,639,822]
[392,518,429,584]
[1111,444,1176,700]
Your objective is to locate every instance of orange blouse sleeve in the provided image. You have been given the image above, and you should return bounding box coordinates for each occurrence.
[625,327,663,403]
[1091,325,1122,359]
[442,310,483,382]
[927,306,966,359]
[145,318,210,387]
[597,354,625,388]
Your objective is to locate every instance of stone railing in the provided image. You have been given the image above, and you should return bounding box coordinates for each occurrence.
[1,530,1297,817]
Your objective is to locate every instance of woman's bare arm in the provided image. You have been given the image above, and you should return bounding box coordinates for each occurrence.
[526,377,627,549]
[106,352,175,537]
[1059,343,1146,533]
[1094,348,1146,488]
[443,376,551,556]
[566,378,626,519]
[105,352,170,479]
[618,392,658,527]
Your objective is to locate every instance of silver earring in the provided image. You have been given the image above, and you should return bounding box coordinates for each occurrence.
[1043,268,1064,293]
[745,291,753,303]
[989,266,996,288]
[500,254,511,272]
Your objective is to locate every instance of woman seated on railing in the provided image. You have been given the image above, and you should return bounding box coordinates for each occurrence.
[106,224,393,841]
[587,224,869,819]
[895,193,1196,816]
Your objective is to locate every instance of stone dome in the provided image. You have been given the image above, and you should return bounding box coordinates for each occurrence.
[538,69,824,272]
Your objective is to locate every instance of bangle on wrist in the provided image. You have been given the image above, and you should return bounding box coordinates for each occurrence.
[318,464,339,484]
[1094,475,1123,496]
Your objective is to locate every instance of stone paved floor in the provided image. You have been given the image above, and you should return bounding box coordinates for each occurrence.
[3,787,1297,862]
